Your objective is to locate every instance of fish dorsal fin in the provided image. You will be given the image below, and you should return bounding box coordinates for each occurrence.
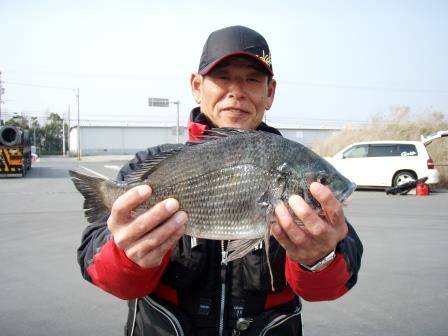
[189,127,258,145]
[124,145,184,184]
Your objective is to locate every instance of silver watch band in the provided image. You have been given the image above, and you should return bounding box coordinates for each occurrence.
[300,250,336,272]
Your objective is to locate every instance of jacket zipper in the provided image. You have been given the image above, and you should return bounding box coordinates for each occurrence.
[129,299,138,336]
[219,240,228,336]
[259,306,302,336]
[143,296,185,336]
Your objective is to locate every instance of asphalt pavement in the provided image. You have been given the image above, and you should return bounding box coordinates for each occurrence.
[0,156,447,336]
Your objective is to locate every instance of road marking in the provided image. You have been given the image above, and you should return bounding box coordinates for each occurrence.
[104,165,121,171]
[80,166,109,179]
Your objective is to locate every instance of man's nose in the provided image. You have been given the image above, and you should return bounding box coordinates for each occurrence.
[227,78,246,99]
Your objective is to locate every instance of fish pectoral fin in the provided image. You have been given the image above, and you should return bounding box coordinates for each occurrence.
[226,238,263,262]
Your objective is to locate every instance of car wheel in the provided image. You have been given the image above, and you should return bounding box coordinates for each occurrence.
[393,171,417,186]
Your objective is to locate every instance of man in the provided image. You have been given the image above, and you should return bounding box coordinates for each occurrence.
[78,25,363,336]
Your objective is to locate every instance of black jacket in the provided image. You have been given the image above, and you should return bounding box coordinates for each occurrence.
[77,108,363,336]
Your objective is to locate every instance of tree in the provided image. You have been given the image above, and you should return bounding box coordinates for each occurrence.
[41,113,63,154]
[4,112,68,155]
[5,114,29,128]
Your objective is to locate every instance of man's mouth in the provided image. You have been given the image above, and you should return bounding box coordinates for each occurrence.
[221,107,250,114]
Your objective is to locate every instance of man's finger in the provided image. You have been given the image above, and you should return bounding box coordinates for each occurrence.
[310,182,337,210]
[109,185,152,225]
[288,194,326,236]
[137,232,182,269]
[126,212,187,267]
[309,182,345,227]
[274,202,306,245]
[136,210,187,254]
[118,198,182,246]
[143,224,185,260]
[272,222,298,253]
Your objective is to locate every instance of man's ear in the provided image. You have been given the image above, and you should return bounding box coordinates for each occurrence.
[190,73,203,104]
[265,78,277,110]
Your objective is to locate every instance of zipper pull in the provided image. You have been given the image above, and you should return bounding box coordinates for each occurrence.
[221,252,227,283]
[221,250,228,266]
[221,241,228,283]
[221,240,228,266]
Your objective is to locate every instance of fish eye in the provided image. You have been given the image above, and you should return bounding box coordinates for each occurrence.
[316,172,331,185]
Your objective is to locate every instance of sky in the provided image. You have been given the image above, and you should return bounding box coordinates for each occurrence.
[1,0,447,128]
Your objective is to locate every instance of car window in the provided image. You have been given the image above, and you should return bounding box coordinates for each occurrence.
[343,145,368,158]
[368,144,418,157]
[397,144,418,156]
[368,145,397,157]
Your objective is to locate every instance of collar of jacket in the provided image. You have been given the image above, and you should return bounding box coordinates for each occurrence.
[187,107,282,141]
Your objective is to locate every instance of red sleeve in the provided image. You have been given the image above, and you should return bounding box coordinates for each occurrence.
[285,253,351,301]
[86,239,170,300]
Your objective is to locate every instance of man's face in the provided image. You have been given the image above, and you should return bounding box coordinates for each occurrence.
[191,56,276,130]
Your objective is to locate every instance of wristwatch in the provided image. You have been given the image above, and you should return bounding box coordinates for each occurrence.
[300,250,336,272]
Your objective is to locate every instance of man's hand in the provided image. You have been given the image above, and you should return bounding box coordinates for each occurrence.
[272,182,348,267]
[107,185,187,269]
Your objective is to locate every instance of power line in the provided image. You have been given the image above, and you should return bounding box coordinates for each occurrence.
[282,80,448,94]
[7,77,448,94]
[3,81,76,91]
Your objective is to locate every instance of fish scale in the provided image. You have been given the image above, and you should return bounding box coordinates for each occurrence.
[148,164,274,240]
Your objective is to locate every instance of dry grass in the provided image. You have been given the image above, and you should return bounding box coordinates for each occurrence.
[312,107,448,187]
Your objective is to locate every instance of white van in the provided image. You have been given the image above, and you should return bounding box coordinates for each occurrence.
[325,141,440,187]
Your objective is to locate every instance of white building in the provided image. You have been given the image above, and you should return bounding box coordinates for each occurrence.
[69,123,340,157]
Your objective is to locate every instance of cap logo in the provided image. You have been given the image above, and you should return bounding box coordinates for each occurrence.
[258,50,272,67]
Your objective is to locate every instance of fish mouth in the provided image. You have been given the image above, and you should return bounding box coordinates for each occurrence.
[334,181,357,202]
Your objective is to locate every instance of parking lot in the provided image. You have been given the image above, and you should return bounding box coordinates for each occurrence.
[0,156,447,336]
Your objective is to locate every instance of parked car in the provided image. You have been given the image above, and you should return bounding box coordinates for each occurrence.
[325,140,440,187]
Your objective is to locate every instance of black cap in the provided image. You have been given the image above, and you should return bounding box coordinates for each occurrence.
[198,25,273,76]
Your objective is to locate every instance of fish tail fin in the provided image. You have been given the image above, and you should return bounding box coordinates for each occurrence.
[69,170,110,223]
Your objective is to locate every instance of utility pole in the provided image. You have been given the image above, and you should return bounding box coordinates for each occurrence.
[0,71,4,125]
[172,100,180,144]
[62,110,66,157]
[67,104,71,130]
[67,104,70,156]
[32,117,36,146]
[76,88,81,160]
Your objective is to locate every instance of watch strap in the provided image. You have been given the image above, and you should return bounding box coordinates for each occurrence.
[300,250,336,272]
